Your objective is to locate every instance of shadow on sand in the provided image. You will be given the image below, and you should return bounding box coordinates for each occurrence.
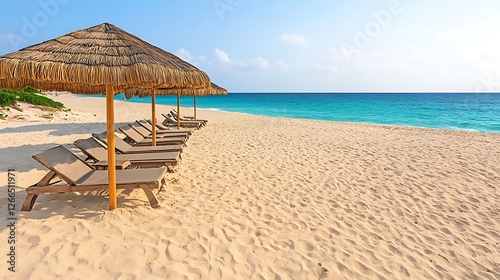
[1,121,162,218]
[0,121,135,171]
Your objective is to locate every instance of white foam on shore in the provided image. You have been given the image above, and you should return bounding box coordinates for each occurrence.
[199,107,222,112]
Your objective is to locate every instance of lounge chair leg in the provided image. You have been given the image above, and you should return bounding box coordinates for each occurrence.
[21,170,58,211]
[21,194,38,211]
[141,185,160,208]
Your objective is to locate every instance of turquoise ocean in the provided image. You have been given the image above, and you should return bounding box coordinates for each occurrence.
[103,93,500,133]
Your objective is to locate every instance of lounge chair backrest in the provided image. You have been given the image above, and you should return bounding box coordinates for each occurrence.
[93,131,107,141]
[113,137,133,153]
[162,113,175,122]
[74,138,108,161]
[161,114,171,125]
[137,119,149,125]
[154,122,168,130]
[137,120,154,132]
[92,132,131,153]
[119,125,144,143]
[130,122,151,136]
[32,145,93,185]
[145,119,167,130]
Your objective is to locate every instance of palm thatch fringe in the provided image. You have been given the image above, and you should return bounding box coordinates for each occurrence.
[123,82,228,99]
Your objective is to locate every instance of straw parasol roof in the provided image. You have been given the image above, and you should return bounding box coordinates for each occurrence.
[0,22,210,93]
[123,82,228,99]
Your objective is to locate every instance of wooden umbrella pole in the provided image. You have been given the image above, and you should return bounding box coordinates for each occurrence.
[152,89,157,146]
[177,91,181,129]
[194,95,197,119]
[106,85,117,210]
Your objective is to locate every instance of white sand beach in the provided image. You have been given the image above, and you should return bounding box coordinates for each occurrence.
[0,93,499,279]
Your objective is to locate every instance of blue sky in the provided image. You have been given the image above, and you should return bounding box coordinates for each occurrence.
[1,0,499,92]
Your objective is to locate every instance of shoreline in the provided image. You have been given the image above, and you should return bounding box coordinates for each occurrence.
[48,92,500,135]
[76,93,500,134]
[0,93,499,279]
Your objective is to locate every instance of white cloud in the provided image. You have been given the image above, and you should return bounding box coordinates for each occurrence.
[174,48,207,68]
[281,33,307,46]
[212,49,288,71]
[249,57,270,69]
[318,44,500,91]
[276,59,289,71]
[215,48,230,63]
[328,48,346,60]
[327,45,444,71]
[176,48,193,62]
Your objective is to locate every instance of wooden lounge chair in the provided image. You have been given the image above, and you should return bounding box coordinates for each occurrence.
[171,109,204,121]
[22,145,167,211]
[163,113,203,128]
[171,110,207,126]
[118,125,186,146]
[145,119,177,132]
[74,137,181,169]
[130,122,190,139]
[137,119,193,135]
[93,132,183,154]
[162,113,202,129]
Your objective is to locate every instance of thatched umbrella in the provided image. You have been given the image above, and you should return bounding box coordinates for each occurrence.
[173,82,227,120]
[124,82,227,129]
[0,22,210,210]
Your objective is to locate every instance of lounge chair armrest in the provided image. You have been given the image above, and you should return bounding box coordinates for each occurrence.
[92,160,131,170]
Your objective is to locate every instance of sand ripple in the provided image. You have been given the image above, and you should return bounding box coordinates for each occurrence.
[0,96,498,279]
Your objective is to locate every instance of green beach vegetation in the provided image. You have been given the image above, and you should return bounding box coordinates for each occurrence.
[0,87,66,119]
